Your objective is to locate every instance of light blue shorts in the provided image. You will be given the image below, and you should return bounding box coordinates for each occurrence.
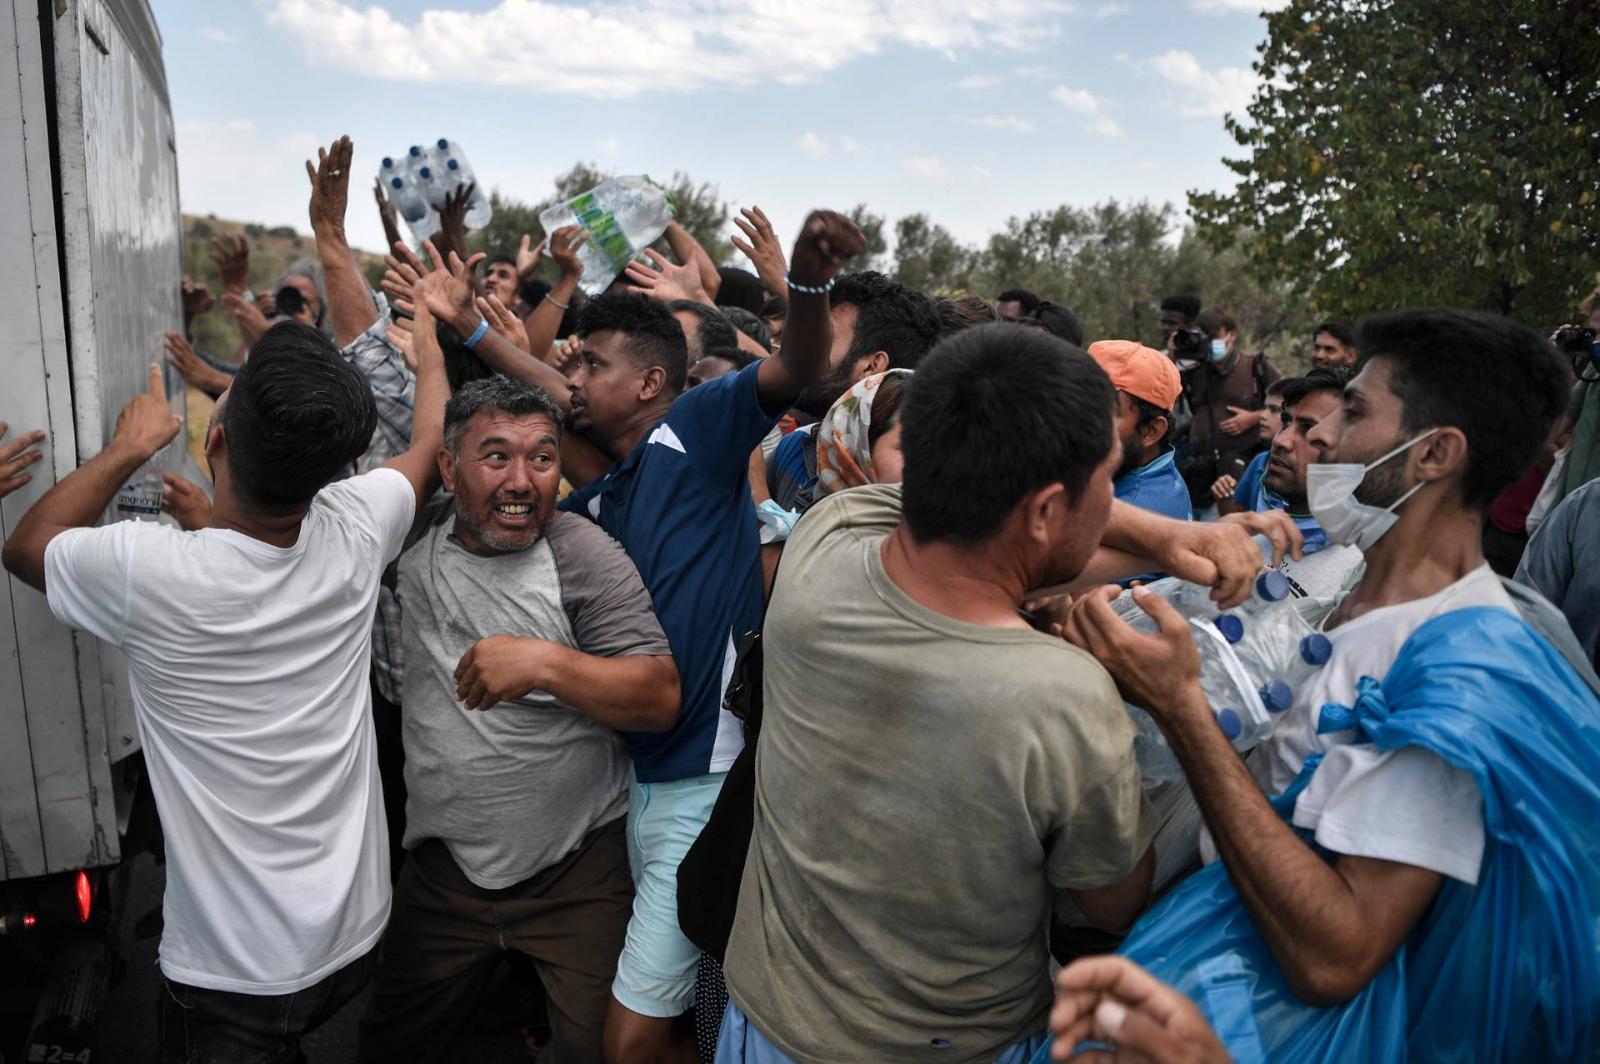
[612,768,726,1018]
[716,1000,1047,1063]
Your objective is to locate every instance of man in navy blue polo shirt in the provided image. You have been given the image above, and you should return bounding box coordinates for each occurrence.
[452,211,859,1061]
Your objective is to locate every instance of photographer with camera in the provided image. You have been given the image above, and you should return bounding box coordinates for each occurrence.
[1174,307,1281,516]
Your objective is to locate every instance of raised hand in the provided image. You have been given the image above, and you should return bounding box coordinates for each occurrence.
[1209,474,1238,501]
[181,275,214,329]
[413,240,486,332]
[478,294,530,354]
[623,249,709,304]
[380,239,425,312]
[210,234,250,295]
[254,289,278,318]
[731,205,788,296]
[160,473,213,531]
[788,210,865,289]
[164,331,234,396]
[548,225,589,280]
[516,233,542,280]
[219,291,271,344]
[111,364,183,462]
[386,313,417,372]
[1220,404,1262,437]
[306,134,353,235]
[0,421,46,498]
[435,182,475,263]
[552,334,583,376]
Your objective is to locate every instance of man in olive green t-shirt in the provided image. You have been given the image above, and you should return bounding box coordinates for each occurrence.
[721,325,1162,1064]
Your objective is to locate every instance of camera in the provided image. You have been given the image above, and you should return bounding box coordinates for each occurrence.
[1171,328,1209,362]
[274,285,309,320]
[1553,324,1596,357]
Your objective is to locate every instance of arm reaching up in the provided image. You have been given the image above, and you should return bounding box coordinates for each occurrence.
[381,250,457,510]
[754,210,864,411]
[308,135,381,350]
[523,226,586,362]
[373,178,404,255]
[731,205,788,298]
[663,220,721,302]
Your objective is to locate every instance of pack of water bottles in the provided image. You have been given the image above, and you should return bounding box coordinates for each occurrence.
[536,176,675,297]
[1111,570,1333,783]
[376,138,493,244]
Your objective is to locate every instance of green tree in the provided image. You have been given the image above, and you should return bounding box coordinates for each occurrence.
[1192,0,1600,324]
[891,213,975,294]
[846,204,889,272]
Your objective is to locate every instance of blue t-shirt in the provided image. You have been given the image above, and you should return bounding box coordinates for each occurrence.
[1234,450,1329,554]
[1114,449,1194,522]
[561,361,780,782]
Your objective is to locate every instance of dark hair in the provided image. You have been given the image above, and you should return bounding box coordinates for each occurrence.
[715,267,768,314]
[833,271,942,372]
[1277,366,1354,408]
[1130,395,1171,443]
[936,294,998,337]
[1026,301,1085,347]
[758,295,788,322]
[1314,320,1357,347]
[666,299,740,360]
[997,288,1041,316]
[867,372,910,452]
[487,255,517,271]
[900,323,1115,543]
[577,294,689,393]
[719,306,772,353]
[1160,294,1202,321]
[1265,377,1291,398]
[444,375,564,452]
[435,321,495,393]
[222,321,377,510]
[1196,308,1238,336]
[1357,309,1570,508]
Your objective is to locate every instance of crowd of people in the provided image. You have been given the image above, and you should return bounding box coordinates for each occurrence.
[2,133,1599,1064]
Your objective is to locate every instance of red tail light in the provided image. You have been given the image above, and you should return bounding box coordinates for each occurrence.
[75,870,92,923]
[22,913,37,930]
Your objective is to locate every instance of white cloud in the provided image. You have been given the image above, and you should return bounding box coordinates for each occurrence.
[1014,64,1054,81]
[958,114,1037,132]
[971,164,993,178]
[265,0,1073,98]
[955,74,1000,90]
[1146,49,1257,116]
[903,156,946,179]
[1188,0,1288,11]
[840,135,859,152]
[798,131,829,157]
[1048,84,1125,137]
[199,27,238,43]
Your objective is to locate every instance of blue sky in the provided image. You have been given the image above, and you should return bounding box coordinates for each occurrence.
[152,0,1281,257]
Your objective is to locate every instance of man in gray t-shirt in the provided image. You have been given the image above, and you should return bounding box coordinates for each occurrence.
[360,379,679,1064]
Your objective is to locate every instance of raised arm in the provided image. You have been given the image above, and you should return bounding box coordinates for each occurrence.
[754,210,865,411]
[2,365,180,592]
[663,220,721,302]
[523,226,587,365]
[380,252,455,510]
[731,205,789,298]
[307,135,380,350]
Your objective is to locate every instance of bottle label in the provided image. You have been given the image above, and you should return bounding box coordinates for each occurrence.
[116,480,162,515]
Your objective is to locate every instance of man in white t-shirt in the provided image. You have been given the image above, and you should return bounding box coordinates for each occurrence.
[1,249,459,1057]
[1060,308,1571,1010]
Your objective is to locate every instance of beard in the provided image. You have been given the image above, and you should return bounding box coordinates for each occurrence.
[1350,440,1414,509]
[455,496,553,553]
[793,360,859,419]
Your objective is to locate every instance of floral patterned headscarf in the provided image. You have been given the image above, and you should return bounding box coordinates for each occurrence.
[815,369,914,496]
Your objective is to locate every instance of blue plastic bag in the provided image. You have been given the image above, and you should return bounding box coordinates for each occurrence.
[1033,606,1600,1062]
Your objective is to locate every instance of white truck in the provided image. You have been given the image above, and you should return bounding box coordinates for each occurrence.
[1,0,188,1057]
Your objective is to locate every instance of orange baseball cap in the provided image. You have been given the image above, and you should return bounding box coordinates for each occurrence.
[1086,339,1182,412]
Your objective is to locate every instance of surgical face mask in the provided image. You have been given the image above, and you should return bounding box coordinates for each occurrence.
[1209,338,1229,362]
[1306,429,1437,552]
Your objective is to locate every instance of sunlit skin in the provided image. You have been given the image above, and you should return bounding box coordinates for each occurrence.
[437,410,563,554]
[566,330,670,456]
[1305,359,1422,507]
[1262,389,1341,511]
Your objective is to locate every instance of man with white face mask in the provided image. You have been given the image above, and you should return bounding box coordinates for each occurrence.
[1059,309,1589,1041]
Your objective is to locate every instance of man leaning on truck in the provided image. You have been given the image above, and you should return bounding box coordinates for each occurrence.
[1,270,453,1057]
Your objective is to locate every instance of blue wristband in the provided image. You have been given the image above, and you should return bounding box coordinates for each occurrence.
[463,316,490,349]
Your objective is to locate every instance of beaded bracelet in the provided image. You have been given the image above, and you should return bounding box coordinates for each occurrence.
[785,272,835,296]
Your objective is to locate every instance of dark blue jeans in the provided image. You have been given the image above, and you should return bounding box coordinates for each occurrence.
[158,947,377,1063]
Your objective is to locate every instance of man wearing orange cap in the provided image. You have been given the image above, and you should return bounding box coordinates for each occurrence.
[1088,340,1192,523]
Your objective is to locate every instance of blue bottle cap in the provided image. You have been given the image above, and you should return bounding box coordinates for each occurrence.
[382,156,394,168]
[1214,614,1244,644]
[390,177,403,189]
[1255,571,1291,602]
[447,158,460,170]
[437,137,449,150]
[1216,708,1243,740]
[1260,680,1293,712]
[1299,633,1333,665]
[419,167,432,179]
[408,145,423,156]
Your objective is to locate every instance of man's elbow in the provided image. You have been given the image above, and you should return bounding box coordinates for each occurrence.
[2,533,43,591]
[1283,950,1383,1008]
[0,534,23,579]
[634,663,682,733]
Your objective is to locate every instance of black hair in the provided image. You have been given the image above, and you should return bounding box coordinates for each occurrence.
[666,299,740,360]
[997,288,1041,316]
[1130,394,1171,438]
[1026,301,1085,347]
[435,321,496,393]
[487,255,517,271]
[1266,377,1291,398]
[715,267,768,314]
[577,294,689,393]
[1314,320,1357,347]
[1277,366,1354,408]
[444,375,563,452]
[222,321,377,511]
[1356,308,1570,508]
[936,294,998,338]
[832,271,942,372]
[1196,308,1238,336]
[867,372,910,452]
[758,295,788,322]
[1160,294,1202,321]
[900,323,1115,543]
[719,306,772,353]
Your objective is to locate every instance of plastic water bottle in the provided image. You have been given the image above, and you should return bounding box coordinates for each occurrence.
[1257,633,1333,714]
[115,467,163,519]
[432,138,492,229]
[1213,571,1292,645]
[415,165,446,210]
[537,176,674,296]
[387,175,437,242]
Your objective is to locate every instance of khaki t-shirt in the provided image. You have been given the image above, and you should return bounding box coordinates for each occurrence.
[724,484,1156,1064]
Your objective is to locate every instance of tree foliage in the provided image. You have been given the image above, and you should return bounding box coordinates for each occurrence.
[1191,0,1600,325]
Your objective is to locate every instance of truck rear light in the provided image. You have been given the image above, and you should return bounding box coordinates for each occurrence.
[75,871,92,924]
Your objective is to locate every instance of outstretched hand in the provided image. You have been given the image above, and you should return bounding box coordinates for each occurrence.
[516,233,542,280]
[547,225,588,280]
[0,421,46,498]
[160,473,212,531]
[164,331,233,396]
[112,364,183,462]
[210,234,250,295]
[219,292,271,344]
[731,205,788,295]
[787,210,865,289]
[478,294,530,354]
[623,250,709,304]
[307,134,353,234]
[1055,586,1203,719]
[1049,955,1230,1064]
[410,240,486,329]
